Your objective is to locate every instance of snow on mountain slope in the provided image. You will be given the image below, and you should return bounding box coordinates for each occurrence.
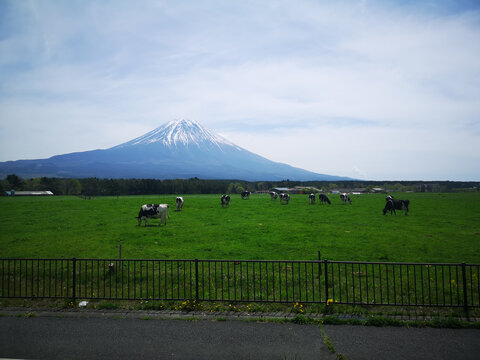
[114,119,240,150]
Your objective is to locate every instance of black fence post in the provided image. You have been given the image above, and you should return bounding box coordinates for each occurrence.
[462,262,469,316]
[195,258,199,302]
[324,259,329,304]
[317,252,322,303]
[72,258,76,302]
[318,251,322,275]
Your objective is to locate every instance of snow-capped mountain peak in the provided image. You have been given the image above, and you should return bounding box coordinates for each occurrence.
[116,119,238,149]
[0,118,352,181]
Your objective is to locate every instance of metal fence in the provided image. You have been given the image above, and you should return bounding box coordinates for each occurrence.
[1,258,479,310]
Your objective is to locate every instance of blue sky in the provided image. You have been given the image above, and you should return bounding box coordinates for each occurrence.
[1,0,479,180]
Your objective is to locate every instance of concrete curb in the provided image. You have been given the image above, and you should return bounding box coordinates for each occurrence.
[1,307,309,321]
[1,307,479,324]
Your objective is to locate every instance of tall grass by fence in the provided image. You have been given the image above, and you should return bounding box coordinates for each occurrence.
[1,258,479,310]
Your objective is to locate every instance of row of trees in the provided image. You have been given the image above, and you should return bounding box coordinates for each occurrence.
[0,175,255,196]
[1,174,478,196]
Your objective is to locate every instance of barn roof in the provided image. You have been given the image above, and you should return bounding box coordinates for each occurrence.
[272,187,290,192]
[8,191,54,196]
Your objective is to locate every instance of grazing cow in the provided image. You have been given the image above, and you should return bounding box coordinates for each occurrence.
[269,191,278,200]
[241,191,251,199]
[137,204,170,226]
[340,193,352,204]
[279,193,290,204]
[309,193,315,204]
[175,197,184,211]
[385,195,399,213]
[319,194,331,205]
[383,198,410,216]
[221,194,231,207]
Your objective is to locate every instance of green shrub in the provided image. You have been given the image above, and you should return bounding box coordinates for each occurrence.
[97,302,118,310]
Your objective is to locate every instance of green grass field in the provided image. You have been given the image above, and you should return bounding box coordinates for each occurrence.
[1,193,479,263]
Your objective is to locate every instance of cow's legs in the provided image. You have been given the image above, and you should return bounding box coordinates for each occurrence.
[138,216,148,226]
[157,214,166,226]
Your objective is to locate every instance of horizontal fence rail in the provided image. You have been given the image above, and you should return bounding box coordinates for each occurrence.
[1,258,479,309]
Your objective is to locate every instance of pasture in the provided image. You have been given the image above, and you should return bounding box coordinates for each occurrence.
[0,193,479,263]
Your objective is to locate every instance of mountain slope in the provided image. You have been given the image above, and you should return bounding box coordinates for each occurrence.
[0,119,352,181]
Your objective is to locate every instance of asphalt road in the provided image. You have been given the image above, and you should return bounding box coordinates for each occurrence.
[0,316,335,360]
[1,314,480,359]
[323,324,480,360]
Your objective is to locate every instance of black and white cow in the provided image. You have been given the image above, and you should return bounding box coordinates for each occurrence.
[319,194,331,204]
[269,191,278,200]
[137,204,170,226]
[175,197,184,211]
[340,193,352,204]
[241,191,251,200]
[279,193,290,204]
[383,197,410,216]
[309,193,315,204]
[221,194,231,207]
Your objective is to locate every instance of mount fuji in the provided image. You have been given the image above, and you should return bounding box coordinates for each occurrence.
[0,119,351,181]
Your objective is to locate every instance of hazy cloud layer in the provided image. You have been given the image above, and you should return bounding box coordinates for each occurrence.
[1,0,479,180]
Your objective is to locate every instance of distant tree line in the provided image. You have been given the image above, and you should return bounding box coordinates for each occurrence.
[1,174,478,196]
